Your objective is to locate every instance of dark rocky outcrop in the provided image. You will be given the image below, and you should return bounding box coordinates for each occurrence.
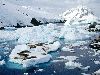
[89,36,100,50]
[89,22,97,29]
[0,27,5,30]
[30,18,42,26]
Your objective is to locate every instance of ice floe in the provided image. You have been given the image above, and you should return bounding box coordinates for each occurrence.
[9,50,52,68]
[16,24,59,44]
[9,41,61,68]
[0,30,18,42]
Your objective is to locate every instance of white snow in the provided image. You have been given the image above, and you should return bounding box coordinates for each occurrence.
[62,5,99,25]
[0,0,62,27]
[59,5,99,42]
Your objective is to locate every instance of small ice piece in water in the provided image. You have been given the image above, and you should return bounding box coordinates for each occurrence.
[54,71,56,73]
[81,73,91,75]
[38,69,44,72]
[80,55,84,57]
[58,56,78,61]
[24,73,28,75]
[93,69,100,75]
[61,47,75,53]
[94,61,100,64]
[65,61,82,69]
[82,66,90,71]
[0,60,5,65]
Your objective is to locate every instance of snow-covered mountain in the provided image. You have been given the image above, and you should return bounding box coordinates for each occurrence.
[61,5,100,25]
[0,0,63,27]
[59,5,100,39]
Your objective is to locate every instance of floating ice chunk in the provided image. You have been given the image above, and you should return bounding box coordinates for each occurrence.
[93,69,100,75]
[24,73,28,75]
[61,47,75,52]
[81,73,91,75]
[51,59,65,63]
[82,66,90,71]
[38,69,44,72]
[0,60,5,65]
[80,55,84,57]
[9,51,52,68]
[9,44,53,68]
[65,61,82,69]
[58,56,78,62]
[64,56,78,61]
[9,41,61,67]
[72,41,88,46]
[94,61,100,64]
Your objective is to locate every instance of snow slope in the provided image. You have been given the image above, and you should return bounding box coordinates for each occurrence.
[61,5,100,25]
[59,6,99,41]
[0,0,62,27]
